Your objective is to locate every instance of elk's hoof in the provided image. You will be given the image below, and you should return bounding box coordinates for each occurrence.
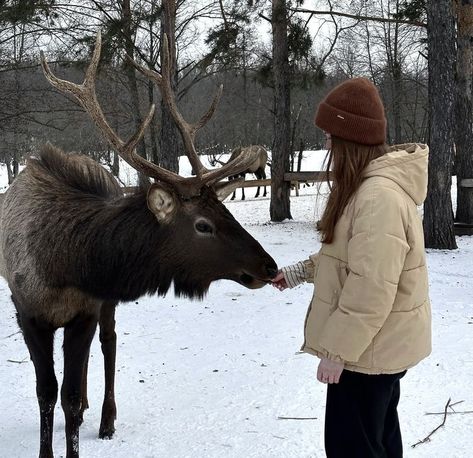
[99,425,115,440]
[39,449,54,458]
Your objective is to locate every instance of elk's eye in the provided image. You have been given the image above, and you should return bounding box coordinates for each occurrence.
[195,219,214,235]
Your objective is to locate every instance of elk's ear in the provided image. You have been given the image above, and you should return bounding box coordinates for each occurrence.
[147,183,177,222]
[213,178,243,202]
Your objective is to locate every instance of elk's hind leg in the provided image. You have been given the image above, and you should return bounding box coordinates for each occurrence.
[62,314,97,458]
[98,302,118,439]
[18,312,58,458]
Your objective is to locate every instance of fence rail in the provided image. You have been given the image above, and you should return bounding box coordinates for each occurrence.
[122,171,331,195]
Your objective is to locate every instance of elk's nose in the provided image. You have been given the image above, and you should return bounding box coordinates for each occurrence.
[266,265,278,279]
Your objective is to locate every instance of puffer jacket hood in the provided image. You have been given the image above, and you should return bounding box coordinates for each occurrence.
[364,143,428,205]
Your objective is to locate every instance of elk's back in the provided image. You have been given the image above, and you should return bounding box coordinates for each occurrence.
[0,145,122,324]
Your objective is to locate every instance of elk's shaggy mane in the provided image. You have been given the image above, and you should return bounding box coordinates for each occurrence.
[29,144,124,199]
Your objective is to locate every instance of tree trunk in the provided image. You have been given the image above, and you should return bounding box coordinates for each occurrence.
[423,0,457,249]
[148,80,160,165]
[297,139,305,173]
[6,160,13,185]
[270,0,292,221]
[122,0,147,159]
[13,157,19,178]
[392,61,402,144]
[392,2,402,144]
[455,1,473,225]
[111,149,119,178]
[159,0,179,173]
[146,11,160,165]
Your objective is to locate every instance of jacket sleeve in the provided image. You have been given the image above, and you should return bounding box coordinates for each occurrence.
[281,253,319,288]
[318,186,410,363]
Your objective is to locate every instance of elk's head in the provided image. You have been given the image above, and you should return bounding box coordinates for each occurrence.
[41,32,277,297]
[146,182,276,296]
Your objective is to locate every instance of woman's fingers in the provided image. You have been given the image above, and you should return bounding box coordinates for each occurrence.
[334,370,342,384]
[317,358,344,384]
[271,275,288,291]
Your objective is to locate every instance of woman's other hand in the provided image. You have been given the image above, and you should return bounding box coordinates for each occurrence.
[317,357,344,384]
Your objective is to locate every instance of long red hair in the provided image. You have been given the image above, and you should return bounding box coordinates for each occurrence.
[319,136,388,244]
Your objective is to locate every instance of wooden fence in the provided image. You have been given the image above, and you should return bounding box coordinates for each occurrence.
[122,171,331,196]
[231,171,331,196]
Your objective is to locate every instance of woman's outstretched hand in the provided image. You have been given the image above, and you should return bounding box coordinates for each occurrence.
[271,271,288,291]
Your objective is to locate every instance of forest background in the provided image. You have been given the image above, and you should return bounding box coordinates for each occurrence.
[0,0,466,248]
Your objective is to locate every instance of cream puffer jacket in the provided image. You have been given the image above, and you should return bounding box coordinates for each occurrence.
[283,144,432,374]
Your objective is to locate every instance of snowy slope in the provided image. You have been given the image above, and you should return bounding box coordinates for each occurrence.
[0,152,471,458]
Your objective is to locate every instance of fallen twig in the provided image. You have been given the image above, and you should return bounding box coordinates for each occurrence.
[3,330,21,339]
[425,410,473,416]
[7,357,28,364]
[277,416,318,420]
[412,398,452,448]
[425,400,470,415]
[448,400,464,409]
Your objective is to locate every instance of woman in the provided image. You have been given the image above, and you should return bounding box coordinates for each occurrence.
[272,77,431,457]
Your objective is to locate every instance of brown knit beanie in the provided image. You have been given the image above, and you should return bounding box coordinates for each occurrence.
[314,77,387,145]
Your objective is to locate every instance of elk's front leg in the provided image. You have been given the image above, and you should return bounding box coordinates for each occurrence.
[62,314,97,458]
[98,302,118,439]
[19,314,58,458]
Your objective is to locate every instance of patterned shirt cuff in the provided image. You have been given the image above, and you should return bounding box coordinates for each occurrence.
[281,262,308,288]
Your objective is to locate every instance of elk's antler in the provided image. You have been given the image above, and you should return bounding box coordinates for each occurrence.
[40,32,193,190]
[41,32,261,197]
[128,34,262,187]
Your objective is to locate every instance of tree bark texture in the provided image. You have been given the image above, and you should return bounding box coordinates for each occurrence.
[159,0,180,173]
[146,9,160,166]
[122,0,147,159]
[270,0,292,221]
[387,2,403,144]
[455,0,473,224]
[390,18,402,145]
[424,0,457,249]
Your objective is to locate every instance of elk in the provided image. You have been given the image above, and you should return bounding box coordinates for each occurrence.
[0,33,277,458]
[226,145,268,200]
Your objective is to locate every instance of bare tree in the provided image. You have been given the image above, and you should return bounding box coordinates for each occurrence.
[270,0,292,221]
[159,0,180,172]
[121,0,147,159]
[454,0,473,227]
[423,0,457,249]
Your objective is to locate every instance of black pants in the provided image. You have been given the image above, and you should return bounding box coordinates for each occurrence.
[325,369,406,458]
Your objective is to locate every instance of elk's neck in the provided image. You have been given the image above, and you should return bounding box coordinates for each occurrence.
[60,193,172,302]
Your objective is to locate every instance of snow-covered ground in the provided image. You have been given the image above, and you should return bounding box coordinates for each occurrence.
[0,151,471,458]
